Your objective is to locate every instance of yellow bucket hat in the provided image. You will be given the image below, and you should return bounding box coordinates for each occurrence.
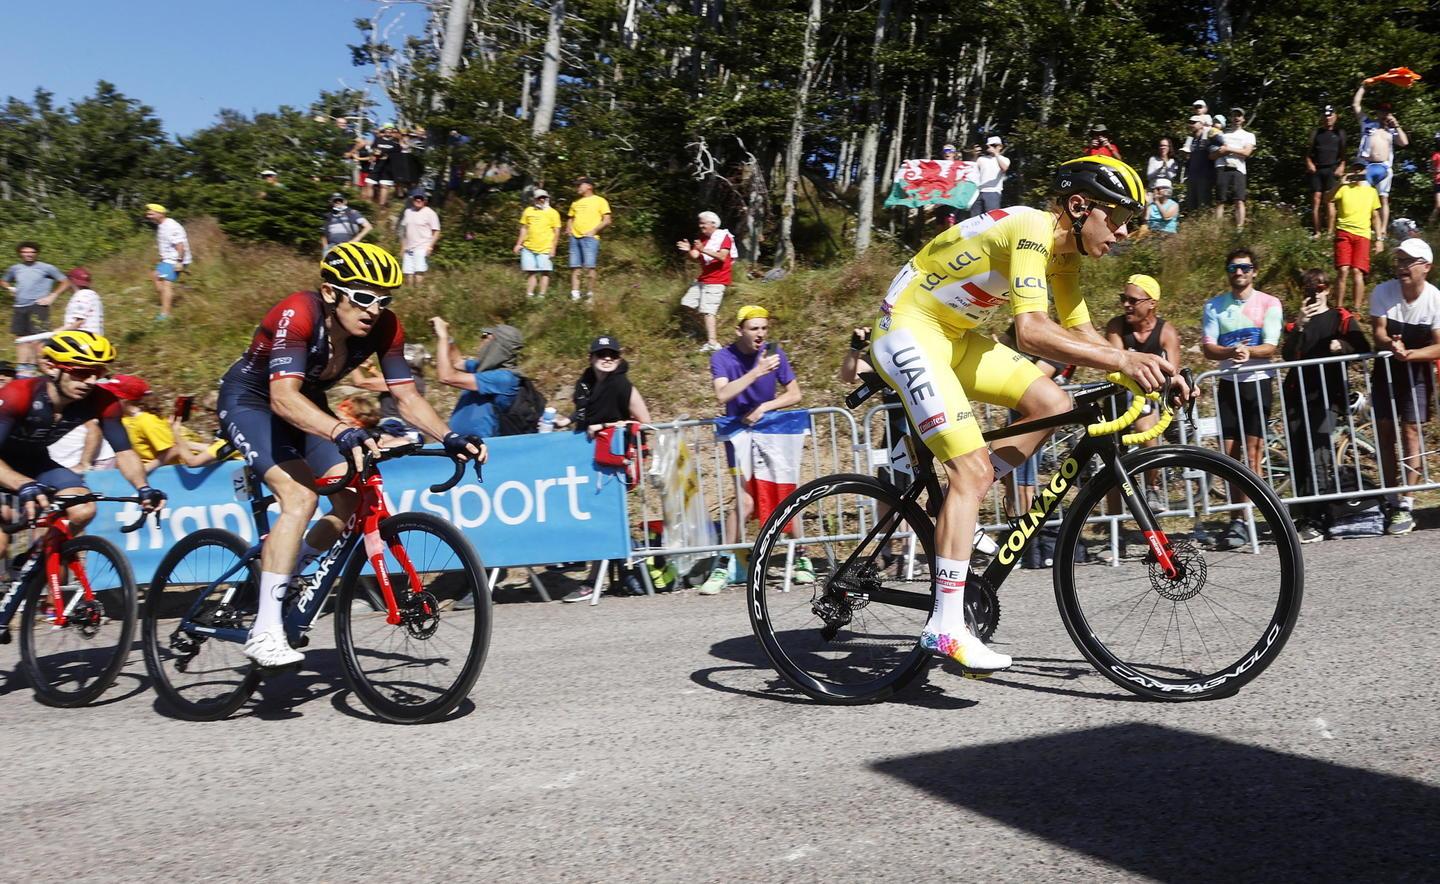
[144,203,168,214]
[1126,273,1161,302]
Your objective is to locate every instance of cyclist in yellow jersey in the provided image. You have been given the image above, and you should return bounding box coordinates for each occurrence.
[870,156,1185,674]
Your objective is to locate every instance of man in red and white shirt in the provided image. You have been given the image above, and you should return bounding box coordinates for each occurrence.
[677,211,734,352]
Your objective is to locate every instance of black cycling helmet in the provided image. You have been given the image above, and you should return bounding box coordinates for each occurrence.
[1050,155,1146,255]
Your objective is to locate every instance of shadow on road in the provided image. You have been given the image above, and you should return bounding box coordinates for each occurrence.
[958,656,1147,702]
[873,722,1440,880]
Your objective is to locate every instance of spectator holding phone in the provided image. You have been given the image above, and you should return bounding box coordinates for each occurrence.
[103,374,178,472]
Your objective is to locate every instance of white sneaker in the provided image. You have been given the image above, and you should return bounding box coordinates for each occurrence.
[570,290,583,301]
[972,526,998,557]
[920,629,1012,672]
[243,630,304,667]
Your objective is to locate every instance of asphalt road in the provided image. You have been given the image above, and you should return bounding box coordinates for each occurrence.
[3,533,1438,883]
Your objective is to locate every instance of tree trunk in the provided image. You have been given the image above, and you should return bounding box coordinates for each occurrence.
[531,0,564,136]
[775,0,822,271]
[922,75,937,159]
[854,0,892,254]
[836,135,852,190]
[436,0,471,84]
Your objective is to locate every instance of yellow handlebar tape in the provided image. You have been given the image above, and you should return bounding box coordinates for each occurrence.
[1085,373,1161,437]
[1121,409,1173,445]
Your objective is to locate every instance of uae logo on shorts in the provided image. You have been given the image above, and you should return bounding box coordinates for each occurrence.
[917,412,947,433]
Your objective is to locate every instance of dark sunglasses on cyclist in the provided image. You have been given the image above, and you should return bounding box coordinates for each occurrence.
[1119,293,1152,306]
[1093,202,1138,229]
[58,365,109,381]
[1227,262,1255,273]
[330,283,394,310]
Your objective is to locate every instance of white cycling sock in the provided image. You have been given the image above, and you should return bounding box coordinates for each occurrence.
[925,555,973,637]
[292,541,325,576]
[250,571,290,637]
[991,451,1018,482]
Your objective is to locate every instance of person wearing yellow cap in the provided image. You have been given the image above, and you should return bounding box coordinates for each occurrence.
[143,203,190,321]
[700,305,806,595]
[1105,273,1181,513]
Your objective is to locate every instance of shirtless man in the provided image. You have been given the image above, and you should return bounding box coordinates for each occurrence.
[1352,81,1410,236]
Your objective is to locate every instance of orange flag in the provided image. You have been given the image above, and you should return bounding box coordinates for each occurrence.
[1363,67,1422,87]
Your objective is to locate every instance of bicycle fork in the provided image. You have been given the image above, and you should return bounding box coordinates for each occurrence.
[1104,451,1182,580]
[358,476,425,626]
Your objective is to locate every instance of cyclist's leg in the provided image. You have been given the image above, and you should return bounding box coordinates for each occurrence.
[296,432,358,565]
[870,321,1010,671]
[32,465,94,529]
[955,332,1071,471]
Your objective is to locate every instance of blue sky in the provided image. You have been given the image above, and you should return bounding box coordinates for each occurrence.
[0,0,425,137]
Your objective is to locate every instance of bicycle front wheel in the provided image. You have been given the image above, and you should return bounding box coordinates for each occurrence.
[1054,445,1303,701]
[748,474,935,704]
[141,529,261,720]
[19,535,136,707]
[335,512,491,724]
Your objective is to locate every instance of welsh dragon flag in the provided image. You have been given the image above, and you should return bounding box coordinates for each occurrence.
[884,159,979,210]
[717,409,811,526]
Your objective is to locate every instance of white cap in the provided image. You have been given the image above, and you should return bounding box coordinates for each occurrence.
[1154,178,1172,190]
[532,188,549,198]
[698,210,721,225]
[1189,114,1209,123]
[1192,99,1208,107]
[986,135,1003,146]
[260,169,277,177]
[1396,238,1434,264]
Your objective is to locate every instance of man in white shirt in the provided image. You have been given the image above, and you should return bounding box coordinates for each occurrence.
[144,203,190,321]
[398,190,441,286]
[1210,107,1257,229]
[968,135,1011,217]
[62,267,104,335]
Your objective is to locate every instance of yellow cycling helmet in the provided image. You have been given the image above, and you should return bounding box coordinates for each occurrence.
[1051,155,1146,212]
[320,241,403,289]
[42,330,117,367]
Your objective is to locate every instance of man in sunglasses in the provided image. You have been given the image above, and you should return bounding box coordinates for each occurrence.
[0,330,165,532]
[1201,248,1283,549]
[868,155,1184,675]
[217,242,485,668]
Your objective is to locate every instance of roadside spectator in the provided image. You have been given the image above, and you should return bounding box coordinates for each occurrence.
[1369,238,1439,536]
[1281,268,1370,543]
[1182,115,1218,212]
[1145,179,1180,234]
[1211,107,1257,230]
[370,123,402,207]
[105,374,178,472]
[1190,99,1212,126]
[969,135,1010,216]
[699,305,804,596]
[322,192,372,255]
[398,190,441,286]
[143,203,189,322]
[49,419,114,473]
[392,129,426,200]
[1430,133,1440,226]
[346,135,374,189]
[260,170,281,189]
[568,177,613,301]
[2,241,69,372]
[1352,81,1409,236]
[513,189,561,297]
[0,361,14,384]
[61,268,103,334]
[557,334,654,602]
[431,319,521,437]
[1085,124,1122,160]
[1306,105,1348,236]
[1330,169,1382,312]
[1105,274,1181,511]
[1179,101,1211,157]
[347,343,432,440]
[678,211,734,352]
[1145,137,1180,189]
[171,391,240,467]
[1201,247,1283,550]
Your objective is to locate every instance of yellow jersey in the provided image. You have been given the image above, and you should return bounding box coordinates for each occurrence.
[568,195,612,238]
[882,206,1089,334]
[1332,183,1380,238]
[519,205,562,252]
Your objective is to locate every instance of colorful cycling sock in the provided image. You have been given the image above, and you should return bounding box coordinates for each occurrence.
[924,554,971,637]
[250,571,289,636]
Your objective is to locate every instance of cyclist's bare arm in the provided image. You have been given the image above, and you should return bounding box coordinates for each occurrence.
[270,376,357,445]
[1013,311,1174,392]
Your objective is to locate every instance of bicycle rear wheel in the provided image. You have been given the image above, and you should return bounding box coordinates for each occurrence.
[335,512,491,724]
[19,535,136,707]
[141,529,261,720]
[747,474,935,704]
[1054,446,1303,701]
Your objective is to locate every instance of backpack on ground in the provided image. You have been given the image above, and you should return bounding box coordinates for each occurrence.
[498,376,546,436]
[1324,469,1385,537]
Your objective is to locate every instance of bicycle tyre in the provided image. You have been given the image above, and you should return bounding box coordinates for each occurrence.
[18,534,136,707]
[141,529,261,721]
[1054,445,1303,701]
[747,474,935,704]
[334,512,491,724]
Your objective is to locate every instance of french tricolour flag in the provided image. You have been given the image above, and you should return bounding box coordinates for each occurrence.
[716,409,811,525]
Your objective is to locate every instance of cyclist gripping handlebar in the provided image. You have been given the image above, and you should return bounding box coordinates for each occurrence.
[869,155,1191,675]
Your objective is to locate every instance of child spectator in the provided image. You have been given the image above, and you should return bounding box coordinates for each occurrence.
[171,391,240,467]
[62,267,104,334]
[104,374,178,472]
[1330,170,1382,312]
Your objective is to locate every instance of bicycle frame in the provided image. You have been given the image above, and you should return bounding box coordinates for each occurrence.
[0,517,88,631]
[175,462,423,648]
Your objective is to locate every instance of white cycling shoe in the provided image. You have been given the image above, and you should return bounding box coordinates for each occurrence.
[973,527,999,557]
[920,629,1012,674]
[243,630,305,668]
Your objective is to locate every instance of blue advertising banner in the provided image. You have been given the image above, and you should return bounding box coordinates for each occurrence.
[81,432,631,582]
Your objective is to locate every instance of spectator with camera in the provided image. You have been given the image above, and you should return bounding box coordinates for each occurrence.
[1369,239,1440,535]
[1281,268,1371,542]
[1145,179,1180,234]
[1084,124,1122,160]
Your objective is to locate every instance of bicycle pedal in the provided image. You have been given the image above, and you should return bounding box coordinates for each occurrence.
[255,661,303,677]
[960,670,996,681]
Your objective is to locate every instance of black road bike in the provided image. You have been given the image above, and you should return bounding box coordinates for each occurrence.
[747,372,1303,703]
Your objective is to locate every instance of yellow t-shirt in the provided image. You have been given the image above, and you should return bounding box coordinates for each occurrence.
[123,411,175,462]
[1332,184,1380,238]
[568,195,612,238]
[519,205,562,253]
[883,206,1089,335]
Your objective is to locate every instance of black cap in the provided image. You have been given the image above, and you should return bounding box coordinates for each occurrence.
[575,176,594,185]
[329,192,346,201]
[590,335,621,354]
[409,188,429,199]
[1089,123,1109,133]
